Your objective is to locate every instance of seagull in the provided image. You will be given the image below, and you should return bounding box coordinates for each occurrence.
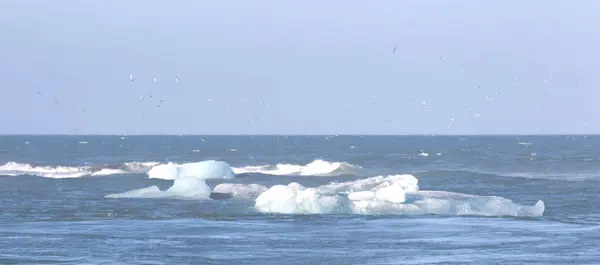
[81,108,87,112]
[129,74,135,82]
[153,77,157,83]
[393,44,398,54]
[175,77,180,83]
[37,92,42,96]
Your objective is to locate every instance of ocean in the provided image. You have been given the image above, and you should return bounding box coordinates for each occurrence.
[0,135,598,264]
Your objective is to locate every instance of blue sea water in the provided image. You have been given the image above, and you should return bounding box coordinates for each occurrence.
[1,135,599,264]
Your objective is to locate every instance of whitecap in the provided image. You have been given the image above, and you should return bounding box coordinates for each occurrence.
[232,159,363,176]
[0,161,162,178]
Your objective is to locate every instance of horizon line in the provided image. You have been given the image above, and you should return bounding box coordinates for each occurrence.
[0,133,598,137]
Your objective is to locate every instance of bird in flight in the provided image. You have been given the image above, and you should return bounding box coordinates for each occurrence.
[393,44,398,54]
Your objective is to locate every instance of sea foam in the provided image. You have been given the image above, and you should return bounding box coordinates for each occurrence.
[232,159,363,176]
[0,161,159,178]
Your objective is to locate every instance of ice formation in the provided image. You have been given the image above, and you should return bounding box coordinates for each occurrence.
[253,174,545,217]
[148,160,235,180]
[106,160,235,200]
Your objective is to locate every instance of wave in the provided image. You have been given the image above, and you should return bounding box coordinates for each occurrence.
[0,161,159,178]
[0,159,362,179]
[443,169,600,181]
[231,159,364,177]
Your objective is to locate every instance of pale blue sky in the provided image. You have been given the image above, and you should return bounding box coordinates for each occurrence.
[0,1,598,134]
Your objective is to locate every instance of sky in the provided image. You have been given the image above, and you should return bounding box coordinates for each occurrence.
[0,1,599,135]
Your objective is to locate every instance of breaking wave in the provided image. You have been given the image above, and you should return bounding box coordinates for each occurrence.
[0,161,159,179]
[231,159,364,176]
[0,159,363,179]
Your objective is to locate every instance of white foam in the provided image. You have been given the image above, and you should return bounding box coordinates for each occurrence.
[123,162,161,173]
[91,168,127,176]
[0,161,161,178]
[0,162,89,179]
[254,174,545,217]
[106,160,236,200]
[232,159,363,176]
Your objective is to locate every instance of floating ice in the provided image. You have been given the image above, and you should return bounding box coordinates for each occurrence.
[232,159,363,176]
[105,177,213,200]
[255,183,344,214]
[254,174,545,217]
[106,160,236,200]
[212,183,268,199]
[148,160,235,180]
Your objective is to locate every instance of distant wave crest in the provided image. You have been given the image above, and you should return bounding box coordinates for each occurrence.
[0,161,159,178]
[0,159,362,179]
[232,159,364,177]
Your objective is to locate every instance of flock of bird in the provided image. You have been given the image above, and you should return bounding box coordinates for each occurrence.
[128,74,168,108]
[388,44,585,133]
[34,44,582,134]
